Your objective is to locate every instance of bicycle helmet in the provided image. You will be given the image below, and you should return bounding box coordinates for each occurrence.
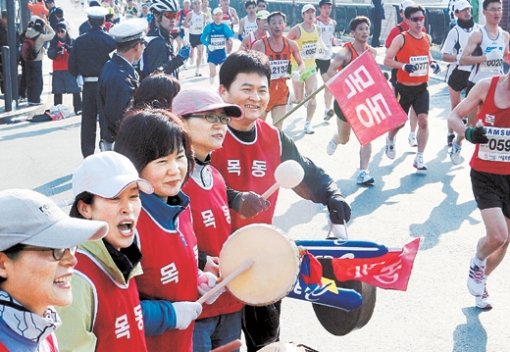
[150,0,179,13]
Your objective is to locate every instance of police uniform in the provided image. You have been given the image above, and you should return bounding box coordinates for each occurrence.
[68,7,115,158]
[97,19,146,147]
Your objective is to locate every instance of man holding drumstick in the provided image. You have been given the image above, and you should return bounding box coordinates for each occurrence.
[211,50,351,352]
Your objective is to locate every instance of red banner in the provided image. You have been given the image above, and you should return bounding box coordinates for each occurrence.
[326,51,408,145]
[331,238,420,291]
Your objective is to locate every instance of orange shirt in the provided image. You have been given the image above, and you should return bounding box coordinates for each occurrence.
[396,32,430,85]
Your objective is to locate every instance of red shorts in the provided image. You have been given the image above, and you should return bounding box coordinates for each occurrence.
[266,79,289,112]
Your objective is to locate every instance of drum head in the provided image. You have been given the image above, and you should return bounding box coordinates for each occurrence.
[220,224,300,306]
[312,258,377,336]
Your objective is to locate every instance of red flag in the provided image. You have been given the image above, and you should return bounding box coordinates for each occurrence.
[331,238,420,291]
[326,50,408,145]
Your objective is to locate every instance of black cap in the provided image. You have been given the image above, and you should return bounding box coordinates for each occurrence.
[319,0,333,6]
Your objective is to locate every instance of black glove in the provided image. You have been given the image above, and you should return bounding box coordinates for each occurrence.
[465,126,489,144]
[402,64,417,73]
[327,195,351,224]
[430,61,441,74]
[230,191,270,218]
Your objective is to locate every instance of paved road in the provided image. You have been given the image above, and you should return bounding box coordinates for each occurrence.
[1,2,508,351]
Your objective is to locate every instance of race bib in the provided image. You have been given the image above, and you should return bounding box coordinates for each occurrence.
[301,41,318,60]
[209,35,226,51]
[270,59,290,80]
[478,126,510,162]
[409,55,428,77]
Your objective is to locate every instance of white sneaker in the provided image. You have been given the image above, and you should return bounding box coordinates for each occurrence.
[304,121,315,134]
[475,284,493,310]
[385,137,396,159]
[468,257,486,297]
[413,153,427,171]
[356,170,375,185]
[450,142,463,165]
[408,132,418,147]
[326,138,337,155]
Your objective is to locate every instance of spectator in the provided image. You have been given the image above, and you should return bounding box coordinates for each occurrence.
[47,22,82,115]
[24,16,55,105]
[27,0,49,22]
[49,7,64,31]
[371,0,385,47]
[0,189,107,351]
[131,72,181,110]
[0,11,7,94]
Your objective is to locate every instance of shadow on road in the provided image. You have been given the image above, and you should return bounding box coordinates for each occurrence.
[34,174,72,197]
[0,122,81,142]
[452,307,488,352]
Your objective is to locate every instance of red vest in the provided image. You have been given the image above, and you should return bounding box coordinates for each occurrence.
[471,75,510,174]
[182,167,244,318]
[136,205,198,352]
[211,119,282,231]
[75,251,148,352]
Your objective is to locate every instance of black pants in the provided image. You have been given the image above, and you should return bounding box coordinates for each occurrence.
[242,301,281,352]
[54,93,82,113]
[25,60,43,104]
[81,82,98,158]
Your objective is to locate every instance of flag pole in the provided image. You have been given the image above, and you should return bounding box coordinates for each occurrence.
[273,84,326,127]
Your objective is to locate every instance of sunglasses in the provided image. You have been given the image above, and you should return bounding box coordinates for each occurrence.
[20,246,78,261]
[57,30,66,33]
[410,16,425,22]
[189,113,231,124]
[163,11,178,19]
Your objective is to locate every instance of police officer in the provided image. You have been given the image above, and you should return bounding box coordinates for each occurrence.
[69,7,116,158]
[97,18,147,151]
[141,0,190,79]
[78,0,102,35]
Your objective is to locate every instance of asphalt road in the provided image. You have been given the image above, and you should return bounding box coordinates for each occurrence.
[1,2,508,351]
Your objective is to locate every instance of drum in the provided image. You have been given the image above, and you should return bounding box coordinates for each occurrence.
[219,224,301,306]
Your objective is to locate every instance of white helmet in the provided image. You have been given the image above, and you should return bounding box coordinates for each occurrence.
[150,0,179,12]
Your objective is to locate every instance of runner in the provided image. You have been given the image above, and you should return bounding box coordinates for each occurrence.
[385,0,421,148]
[213,50,351,351]
[456,0,510,164]
[383,5,440,171]
[287,4,321,134]
[219,0,238,33]
[185,0,206,76]
[201,7,234,85]
[325,16,377,186]
[239,9,269,51]
[252,11,304,129]
[237,0,257,40]
[315,0,337,121]
[448,73,510,310]
[441,0,478,163]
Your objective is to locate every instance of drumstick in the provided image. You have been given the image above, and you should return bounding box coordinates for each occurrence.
[261,160,305,200]
[210,339,243,352]
[326,220,348,240]
[197,259,254,305]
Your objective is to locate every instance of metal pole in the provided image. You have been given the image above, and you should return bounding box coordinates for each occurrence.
[273,84,326,126]
[6,0,19,102]
[2,46,12,112]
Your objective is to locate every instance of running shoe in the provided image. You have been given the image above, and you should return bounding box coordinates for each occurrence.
[475,284,493,310]
[450,142,463,165]
[326,138,337,155]
[356,170,375,185]
[413,154,427,171]
[385,137,396,159]
[467,257,486,296]
[324,108,334,121]
[447,133,455,147]
[304,121,315,134]
[408,132,418,147]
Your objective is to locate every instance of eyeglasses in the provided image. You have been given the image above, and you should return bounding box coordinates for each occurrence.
[410,16,425,22]
[189,113,232,124]
[163,11,178,19]
[21,246,78,261]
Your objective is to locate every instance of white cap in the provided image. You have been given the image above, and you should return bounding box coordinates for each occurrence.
[212,7,222,15]
[400,0,416,12]
[455,0,472,11]
[86,6,108,18]
[72,151,153,198]
[0,189,108,251]
[109,18,147,43]
[301,3,315,14]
